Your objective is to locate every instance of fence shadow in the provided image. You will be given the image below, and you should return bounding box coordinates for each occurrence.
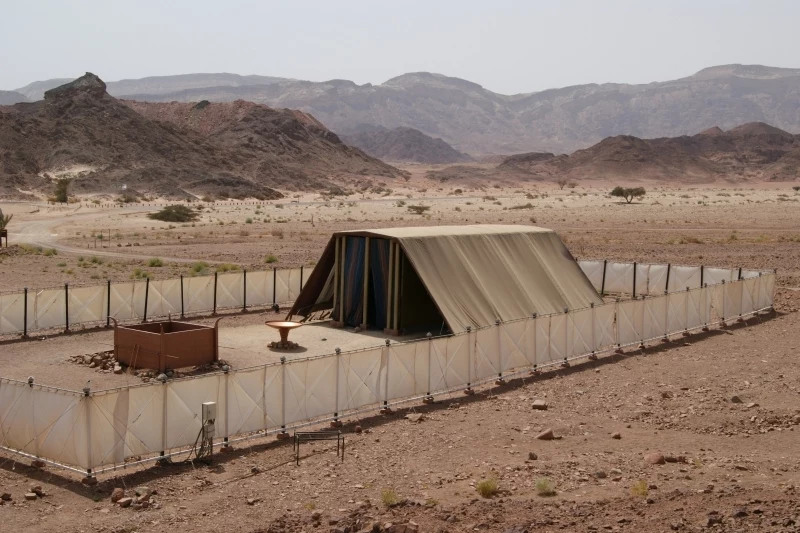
[0,310,779,498]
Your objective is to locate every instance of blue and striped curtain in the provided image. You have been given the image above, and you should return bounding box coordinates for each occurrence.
[343,236,366,326]
[369,239,391,329]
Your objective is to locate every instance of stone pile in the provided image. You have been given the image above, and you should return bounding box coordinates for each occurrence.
[68,351,124,374]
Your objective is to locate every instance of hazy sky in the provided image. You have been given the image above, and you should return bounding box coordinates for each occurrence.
[2,0,799,93]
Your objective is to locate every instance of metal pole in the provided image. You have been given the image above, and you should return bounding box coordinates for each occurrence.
[64,283,70,333]
[700,265,704,288]
[180,274,185,319]
[213,271,218,315]
[665,263,671,293]
[272,268,277,306]
[23,287,28,338]
[142,277,150,323]
[299,266,304,291]
[243,269,247,312]
[106,280,111,327]
[600,259,607,296]
[738,267,742,281]
[632,262,637,298]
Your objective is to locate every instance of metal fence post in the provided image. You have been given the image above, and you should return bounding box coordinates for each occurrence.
[64,283,70,333]
[23,287,28,338]
[242,269,247,312]
[273,269,277,306]
[632,262,637,298]
[180,274,185,319]
[300,266,304,291]
[600,259,607,296]
[665,263,671,293]
[700,265,705,288]
[142,277,150,323]
[212,271,218,315]
[106,280,111,327]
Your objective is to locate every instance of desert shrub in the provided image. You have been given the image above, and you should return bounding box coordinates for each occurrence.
[610,186,646,203]
[190,261,210,275]
[381,488,399,507]
[407,205,430,215]
[216,263,239,273]
[454,189,463,194]
[476,478,499,498]
[555,177,569,189]
[43,248,57,256]
[510,203,534,210]
[245,217,253,224]
[793,186,800,191]
[395,200,407,207]
[147,258,164,267]
[535,478,556,497]
[271,228,284,239]
[630,479,649,497]
[130,268,149,280]
[148,205,198,223]
[264,254,278,264]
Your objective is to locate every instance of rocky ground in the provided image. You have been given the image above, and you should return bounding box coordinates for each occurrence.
[1,180,800,532]
[1,290,799,532]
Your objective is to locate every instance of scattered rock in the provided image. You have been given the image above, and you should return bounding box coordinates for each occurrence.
[110,488,125,503]
[30,485,44,497]
[117,497,133,508]
[535,428,554,440]
[531,399,548,410]
[405,413,425,423]
[730,395,743,404]
[113,364,123,374]
[354,425,363,434]
[1,493,12,501]
[24,493,38,501]
[246,497,261,505]
[595,471,607,479]
[528,451,538,460]
[661,391,674,399]
[81,476,98,486]
[645,453,666,465]
[611,432,621,439]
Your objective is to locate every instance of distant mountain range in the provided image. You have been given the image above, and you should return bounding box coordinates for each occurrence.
[0,74,402,199]
[442,122,800,184]
[13,64,800,154]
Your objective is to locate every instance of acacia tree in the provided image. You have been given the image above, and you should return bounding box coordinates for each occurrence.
[54,178,71,203]
[610,186,646,203]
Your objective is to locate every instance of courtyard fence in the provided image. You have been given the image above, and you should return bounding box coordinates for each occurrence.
[0,261,776,475]
[0,267,310,336]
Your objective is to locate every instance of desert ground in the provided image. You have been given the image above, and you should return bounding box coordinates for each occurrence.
[1,173,800,532]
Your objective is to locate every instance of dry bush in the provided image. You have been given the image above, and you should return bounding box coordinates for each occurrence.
[536,478,556,497]
[476,478,498,498]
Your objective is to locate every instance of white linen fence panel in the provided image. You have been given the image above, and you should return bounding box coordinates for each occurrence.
[0,291,26,334]
[68,285,106,325]
[33,288,66,330]
[246,270,274,307]
[0,273,777,473]
[604,262,634,294]
[578,260,605,293]
[216,272,244,310]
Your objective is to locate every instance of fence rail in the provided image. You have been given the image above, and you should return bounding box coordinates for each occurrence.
[0,261,776,476]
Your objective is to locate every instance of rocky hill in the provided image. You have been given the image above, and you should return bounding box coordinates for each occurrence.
[41,64,798,154]
[493,122,800,183]
[340,126,472,164]
[0,73,403,199]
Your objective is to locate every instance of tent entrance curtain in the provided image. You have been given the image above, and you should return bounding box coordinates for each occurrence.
[368,239,390,329]
[343,236,366,326]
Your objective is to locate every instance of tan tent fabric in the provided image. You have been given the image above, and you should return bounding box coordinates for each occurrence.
[291,225,602,331]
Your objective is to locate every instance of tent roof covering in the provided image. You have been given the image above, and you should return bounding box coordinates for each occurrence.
[292,225,602,331]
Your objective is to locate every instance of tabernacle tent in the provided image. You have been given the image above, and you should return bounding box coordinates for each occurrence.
[288,225,602,334]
